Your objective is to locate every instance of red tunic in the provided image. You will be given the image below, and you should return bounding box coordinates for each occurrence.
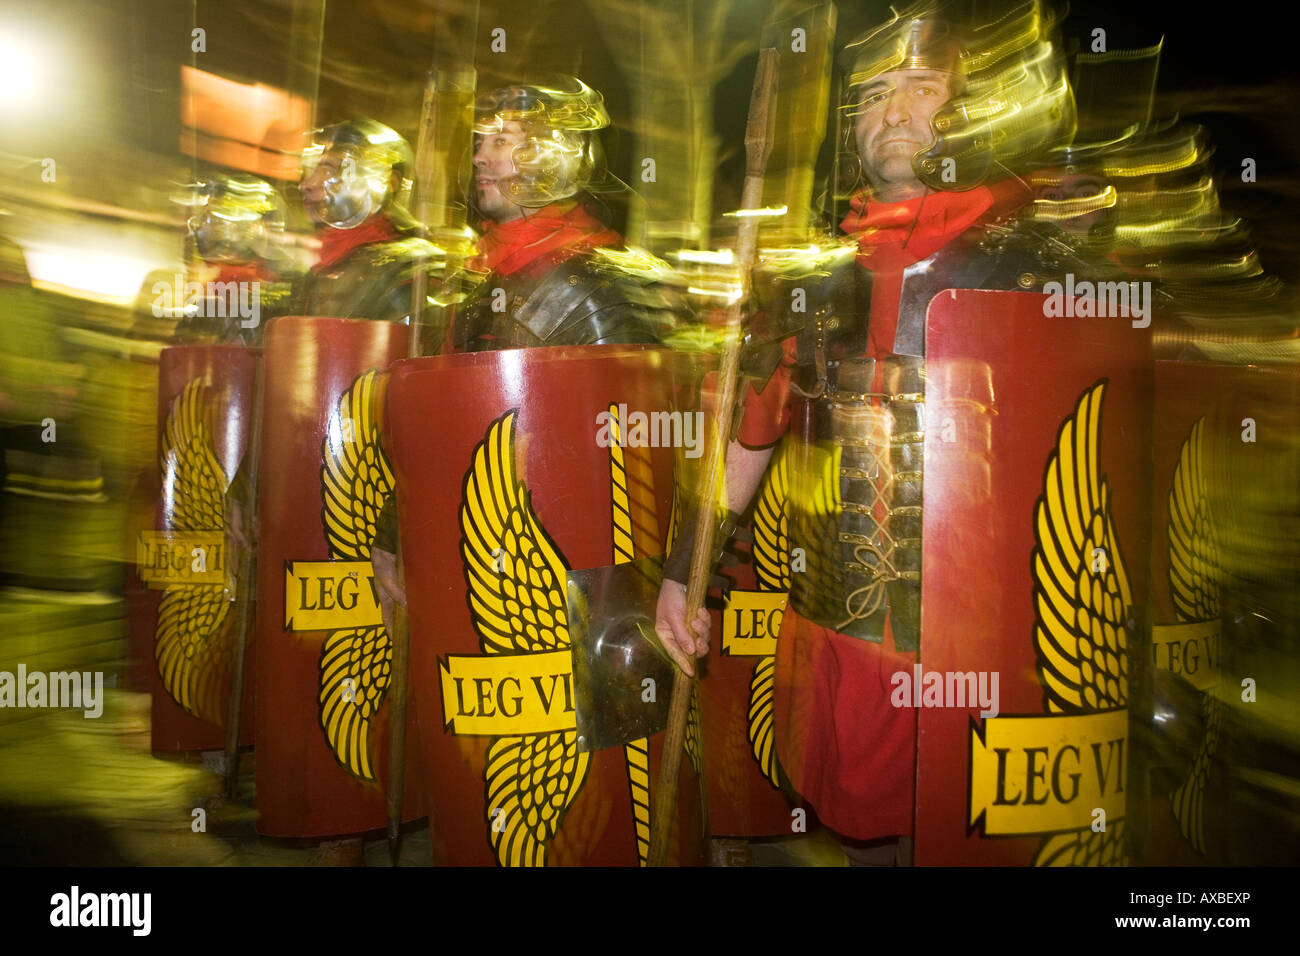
[739,185,1006,840]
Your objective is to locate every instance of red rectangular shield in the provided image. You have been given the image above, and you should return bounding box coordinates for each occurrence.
[130,344,258,752]
[916,290,1152,865]
[387,345,707,866]
[253,315,425,837]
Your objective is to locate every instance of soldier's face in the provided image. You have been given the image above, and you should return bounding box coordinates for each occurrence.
[473,120,528,223]
[300,149,350,225]
[853,69,954,201]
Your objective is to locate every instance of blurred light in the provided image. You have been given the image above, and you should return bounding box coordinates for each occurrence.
[24,245,158,306]
[1030,185,1118,222]
[687,285,743,304]
[0,30,46,110]
[674,248,734,265]
[724,205,788,219]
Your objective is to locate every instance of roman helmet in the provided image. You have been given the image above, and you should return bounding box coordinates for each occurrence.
[301,119,414,229]
[470,77,611,210]
[184,174,286,262]
[837,1,1075,195]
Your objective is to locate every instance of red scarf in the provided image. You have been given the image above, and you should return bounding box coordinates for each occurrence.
[314,214,401,272]
[840,185,1016,359]
[470,202,621,277]
[840,186,995,271]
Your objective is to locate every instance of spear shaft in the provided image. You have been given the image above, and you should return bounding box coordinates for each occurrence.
[648,46,779,867]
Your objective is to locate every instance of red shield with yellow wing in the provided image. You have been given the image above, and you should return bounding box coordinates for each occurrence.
[1144,359,1300,863]
[253,316,425,837]
[916,290,1152,865]
[387,346,707,866]
[129,344,258,752]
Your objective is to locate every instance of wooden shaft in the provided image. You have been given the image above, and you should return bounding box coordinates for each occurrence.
[224,360,265,798]
[386,566,410,856]
[648,667,694,865]
[648,47,779,867]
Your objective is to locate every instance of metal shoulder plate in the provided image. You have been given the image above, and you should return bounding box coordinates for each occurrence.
[459,250,676,349]
[298,236,445,324]
[966,217,1122,291]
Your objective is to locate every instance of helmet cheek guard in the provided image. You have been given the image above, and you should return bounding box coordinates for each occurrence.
[302,120,414,230]
[502,127,605,207]
[916,51,1077,192]
[913,100,994,192]
[319,152,389,228]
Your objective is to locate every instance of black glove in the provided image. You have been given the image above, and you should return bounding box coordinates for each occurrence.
[662,505,745,589]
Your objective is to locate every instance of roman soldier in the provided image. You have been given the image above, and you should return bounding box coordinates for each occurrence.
[452,78,671,349]
[295,118,446,342]
[654,3,1087,863]
[173,174,295,345]
[371,77,681,611]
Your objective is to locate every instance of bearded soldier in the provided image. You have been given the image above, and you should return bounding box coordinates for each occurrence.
[296,118,446,342]
[655,6,1085,864]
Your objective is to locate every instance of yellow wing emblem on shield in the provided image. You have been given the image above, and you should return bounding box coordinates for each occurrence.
[317,369,394,781]
[1167,416,1223,854]
[752,442,792,594]
[1032,381,1130,714]
[1169,418,1219,622]
[155,379,233,724]
[1034,820,1129,867]
[462,410,590,866]
[1030,381,1130,866]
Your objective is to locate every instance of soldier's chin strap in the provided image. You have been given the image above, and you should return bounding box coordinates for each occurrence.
[900,184,932,252]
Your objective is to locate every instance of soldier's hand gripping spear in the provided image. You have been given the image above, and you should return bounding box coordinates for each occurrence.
[648,47,779,868]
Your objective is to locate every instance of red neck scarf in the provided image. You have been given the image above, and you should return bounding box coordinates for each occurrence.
[840,186,995,272]
[314,214,401,272]
[840,184,1026,360]
[470,201,621,277]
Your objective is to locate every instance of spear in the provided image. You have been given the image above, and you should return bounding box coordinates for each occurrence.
[648,46,779,867]
[385,48,478,865]
[223,0,327,801]
[223,360,262,798]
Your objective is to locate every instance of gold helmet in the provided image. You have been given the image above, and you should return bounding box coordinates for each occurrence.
[301,119,413,229]
[838,1,1075,194]
[471,77,610,209]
